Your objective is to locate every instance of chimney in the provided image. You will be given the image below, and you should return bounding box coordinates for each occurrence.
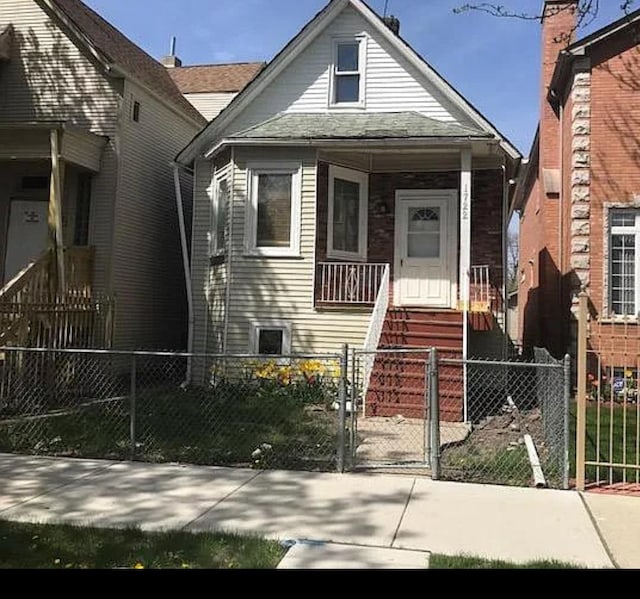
[383,15,400,36]
[161,36,182,68]
[540,1,578,172]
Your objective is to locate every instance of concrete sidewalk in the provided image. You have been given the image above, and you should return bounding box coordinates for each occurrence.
[0,453,631,569]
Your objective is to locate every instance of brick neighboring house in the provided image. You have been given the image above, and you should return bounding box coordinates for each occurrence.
[513,1,640,361]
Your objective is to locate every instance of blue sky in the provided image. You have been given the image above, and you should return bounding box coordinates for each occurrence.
[85,0,628,155]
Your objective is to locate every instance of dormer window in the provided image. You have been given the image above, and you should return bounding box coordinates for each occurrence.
[331,38,366,107]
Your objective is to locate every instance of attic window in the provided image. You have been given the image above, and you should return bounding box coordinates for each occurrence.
[132,100,141,122]
[331,39,366,107]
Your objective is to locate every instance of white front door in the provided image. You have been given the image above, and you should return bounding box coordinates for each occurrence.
[394,191,456,307]
[3,199,49,282]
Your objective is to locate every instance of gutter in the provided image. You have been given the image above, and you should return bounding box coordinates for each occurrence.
[171,161,195,385]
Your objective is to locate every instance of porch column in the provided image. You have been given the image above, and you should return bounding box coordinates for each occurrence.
[459,148,472,424]
[49,128,66,294]
[459,149,472,310]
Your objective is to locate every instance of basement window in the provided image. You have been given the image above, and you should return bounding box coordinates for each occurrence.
[249,321,292,356]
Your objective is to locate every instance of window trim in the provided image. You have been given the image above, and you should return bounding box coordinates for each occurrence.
[249,321,292,356]
[209,171,229,258]
[132,99,141,123]
[608,208,640,318]
[244,161,302,257]
[329,36,367,109]
[327,165,369,262]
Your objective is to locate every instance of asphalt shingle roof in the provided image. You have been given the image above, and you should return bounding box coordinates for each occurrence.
[231,112,491,140]
[168,62,265,94]
[51,0,206,124]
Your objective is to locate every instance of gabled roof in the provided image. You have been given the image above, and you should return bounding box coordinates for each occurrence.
[549,7,640,99]
[43,0,205,125]
[168,62,265,94]
[230,112,491,140]
[177,0,520,164]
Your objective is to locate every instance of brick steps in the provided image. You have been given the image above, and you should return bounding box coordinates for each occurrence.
[365,309,464,422]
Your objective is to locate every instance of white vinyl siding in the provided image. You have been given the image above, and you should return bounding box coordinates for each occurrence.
[0,0,121,297]
[183,92,237,120]
[222,147,370,355]
[227,5,458,136]
[113,82,201,350]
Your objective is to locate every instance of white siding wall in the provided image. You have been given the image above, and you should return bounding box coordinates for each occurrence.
[0,0,122,296]
[224,147,370,355]
[112,81,201,350]
[228,5,461,136]
[184,92,236,121]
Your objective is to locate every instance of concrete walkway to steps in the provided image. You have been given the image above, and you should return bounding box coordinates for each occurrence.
[0,453,631,569]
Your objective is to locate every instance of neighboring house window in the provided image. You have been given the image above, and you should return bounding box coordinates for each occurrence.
[610,209,640,316]
[74,173,92,246]
[209,174,229,256]
[327,165,368,261]
[245,162,301,257]
[132,100,141,122]
[249,321,292,356]
[331,38,366,106]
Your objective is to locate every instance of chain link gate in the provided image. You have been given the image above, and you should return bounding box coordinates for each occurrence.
[348,348,436,471]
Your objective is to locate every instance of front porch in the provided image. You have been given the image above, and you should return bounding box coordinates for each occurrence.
[310,149,510,421]
[0,123,113,348]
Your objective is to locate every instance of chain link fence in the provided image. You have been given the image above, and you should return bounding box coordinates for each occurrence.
[0,347,348,472]
[439,349,569,489]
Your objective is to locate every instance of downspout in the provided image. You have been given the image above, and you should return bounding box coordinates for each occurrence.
[558,101,565,349]
[222,147,236,353]
[501,163,509,359]
[172,162,194,384]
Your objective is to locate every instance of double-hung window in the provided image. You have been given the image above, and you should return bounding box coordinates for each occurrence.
[610,209,640,317]
[327,165,368,261]
[245,162,301,257]
[331,39,365,106]
[209,174,229,257]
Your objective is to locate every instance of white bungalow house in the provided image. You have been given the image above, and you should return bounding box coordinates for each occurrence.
[176,0,521,420]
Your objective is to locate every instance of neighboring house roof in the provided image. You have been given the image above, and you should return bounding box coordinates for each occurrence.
[44,0,205,125]
[168,62,265,94]
[513,7,640,218]
[549,7,640,100]
[177,0,520,164]
[230,112,491,140]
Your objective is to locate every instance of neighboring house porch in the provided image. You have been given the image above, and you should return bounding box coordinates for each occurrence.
[0,124,112,348]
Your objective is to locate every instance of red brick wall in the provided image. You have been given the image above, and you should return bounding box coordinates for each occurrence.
[316,163,505,306]
[588,35,640,314]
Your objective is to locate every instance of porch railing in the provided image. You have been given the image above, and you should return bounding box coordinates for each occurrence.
[470,265,502,313]
[360,264,390,409]
[317,262,388,305]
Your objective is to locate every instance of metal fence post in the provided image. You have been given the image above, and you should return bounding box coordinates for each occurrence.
[337,344,348,473]
[130,353,137,461]
[429,347,441,479]
[424,355,431,466]
[576,292,588,491]
[350,348,358,466]
[563,353,571,490]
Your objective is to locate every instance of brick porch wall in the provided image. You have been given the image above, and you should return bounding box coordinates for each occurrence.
[316,162,504,305]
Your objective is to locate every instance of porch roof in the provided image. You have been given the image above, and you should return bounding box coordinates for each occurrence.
[0,122,108,172]
[230,112,492,141]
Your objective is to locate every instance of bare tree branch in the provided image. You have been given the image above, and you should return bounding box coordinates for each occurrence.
[454,0,636,34]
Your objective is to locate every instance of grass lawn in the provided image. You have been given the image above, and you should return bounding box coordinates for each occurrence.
[0,382,340,471]
[570,401,640,484]
[0,520,585,570]
[0,519,285,569]
[429,554,581,569]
